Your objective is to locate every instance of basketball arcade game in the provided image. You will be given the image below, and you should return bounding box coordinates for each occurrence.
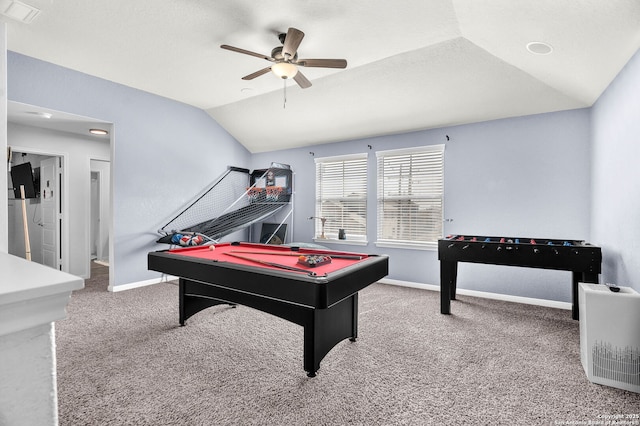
[439,235,602,319]
[157,163,293,246]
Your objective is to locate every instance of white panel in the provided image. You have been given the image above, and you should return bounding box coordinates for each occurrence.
[40,157,59,270]
[579,283,640,393]
[0,22,7,253]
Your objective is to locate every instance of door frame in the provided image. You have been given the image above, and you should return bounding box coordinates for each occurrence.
[89,159,110,265]
[90,170,100,260]
[10,146,69,273]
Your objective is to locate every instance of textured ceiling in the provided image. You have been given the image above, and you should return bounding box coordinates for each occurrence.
[4,0,640,152]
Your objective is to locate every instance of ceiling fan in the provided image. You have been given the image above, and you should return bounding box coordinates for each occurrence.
[220,27,347,89]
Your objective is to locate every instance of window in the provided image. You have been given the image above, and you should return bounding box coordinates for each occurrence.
[314,154,368,242]
[376,144,444,249]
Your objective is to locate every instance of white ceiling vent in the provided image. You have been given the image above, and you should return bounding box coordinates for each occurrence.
[2,0,40,24]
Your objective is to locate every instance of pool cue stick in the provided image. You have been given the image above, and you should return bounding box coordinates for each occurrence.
[223,252,317,275]
[20,185,32,261]
[230,250,363,260]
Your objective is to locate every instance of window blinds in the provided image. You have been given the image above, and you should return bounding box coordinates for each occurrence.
[376,145,444,246]
[315,154,368,239]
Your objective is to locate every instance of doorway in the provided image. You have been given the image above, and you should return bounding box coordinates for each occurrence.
[7,101,113,284]
[90,159,110,266]
[8,151,64,270]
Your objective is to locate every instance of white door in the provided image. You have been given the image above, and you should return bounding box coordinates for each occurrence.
[41,157,61,270]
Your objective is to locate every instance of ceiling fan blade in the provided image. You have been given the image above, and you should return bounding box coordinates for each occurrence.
[282,27,305,59]
[296,58,347,69]
[241,67,272,80]
[293,71,312,89]
[221,45,274,62]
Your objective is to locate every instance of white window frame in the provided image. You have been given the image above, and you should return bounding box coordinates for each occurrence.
[375,144,445,250]
[314,153,368,244]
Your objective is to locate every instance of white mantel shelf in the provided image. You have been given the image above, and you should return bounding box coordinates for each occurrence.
[0,252,84,336]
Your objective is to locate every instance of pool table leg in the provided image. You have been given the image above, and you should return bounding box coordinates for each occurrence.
[303,293,359,377]
[349,293,358,342]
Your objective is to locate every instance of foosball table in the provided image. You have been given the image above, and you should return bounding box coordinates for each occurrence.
[438,235,602,319]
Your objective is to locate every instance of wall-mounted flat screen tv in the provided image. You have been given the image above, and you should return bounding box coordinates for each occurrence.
[10,162,38,199]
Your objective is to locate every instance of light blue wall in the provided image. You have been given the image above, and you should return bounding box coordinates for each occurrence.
[7,52,251,288]
[11,48,636,301]
[591,48,640,292]
[253,109,592,302]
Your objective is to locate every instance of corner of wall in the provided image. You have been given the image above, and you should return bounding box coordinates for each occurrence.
[0,23,8,253]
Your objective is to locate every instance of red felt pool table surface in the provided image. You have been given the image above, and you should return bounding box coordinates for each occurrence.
[168,242,370,276]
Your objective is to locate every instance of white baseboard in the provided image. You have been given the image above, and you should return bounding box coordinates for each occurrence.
[378,278,572,311]
[109,275,571,311]
[109,275,178,292]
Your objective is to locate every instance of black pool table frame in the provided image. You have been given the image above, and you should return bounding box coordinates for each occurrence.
[148,248,388,377]
[438,236,602,320]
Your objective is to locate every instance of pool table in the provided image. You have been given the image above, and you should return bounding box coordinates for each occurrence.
[148,242,389,377]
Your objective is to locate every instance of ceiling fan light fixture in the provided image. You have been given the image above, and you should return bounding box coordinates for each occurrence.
[271,62,298,79]
[221,27,345,89]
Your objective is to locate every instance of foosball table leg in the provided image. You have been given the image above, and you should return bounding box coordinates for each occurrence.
[440,260,458,314]
[572,271,600,320]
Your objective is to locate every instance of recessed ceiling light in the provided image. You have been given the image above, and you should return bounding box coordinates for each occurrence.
[89,129,109,136]
[526,41,553,55]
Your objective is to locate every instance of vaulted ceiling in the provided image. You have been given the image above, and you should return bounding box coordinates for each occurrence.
[4,0,640,152]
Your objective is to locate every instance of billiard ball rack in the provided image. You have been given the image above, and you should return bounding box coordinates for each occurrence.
[438,235,602,319]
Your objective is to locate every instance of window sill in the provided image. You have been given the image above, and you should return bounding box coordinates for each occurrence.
[313,238,369,247]
[374,241,437,251]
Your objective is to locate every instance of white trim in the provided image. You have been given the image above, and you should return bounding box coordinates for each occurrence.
[314,238,368,246]
[314,152,368,164]
[112,275,572,311]
[107,127,115,291]
[376,143,445,157]
[1,25,7,253]
[375,241,437,251]
[109,275,178,292]
[378,278,572,311]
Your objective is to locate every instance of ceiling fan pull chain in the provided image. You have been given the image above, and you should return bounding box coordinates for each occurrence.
[283,78,287,109]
